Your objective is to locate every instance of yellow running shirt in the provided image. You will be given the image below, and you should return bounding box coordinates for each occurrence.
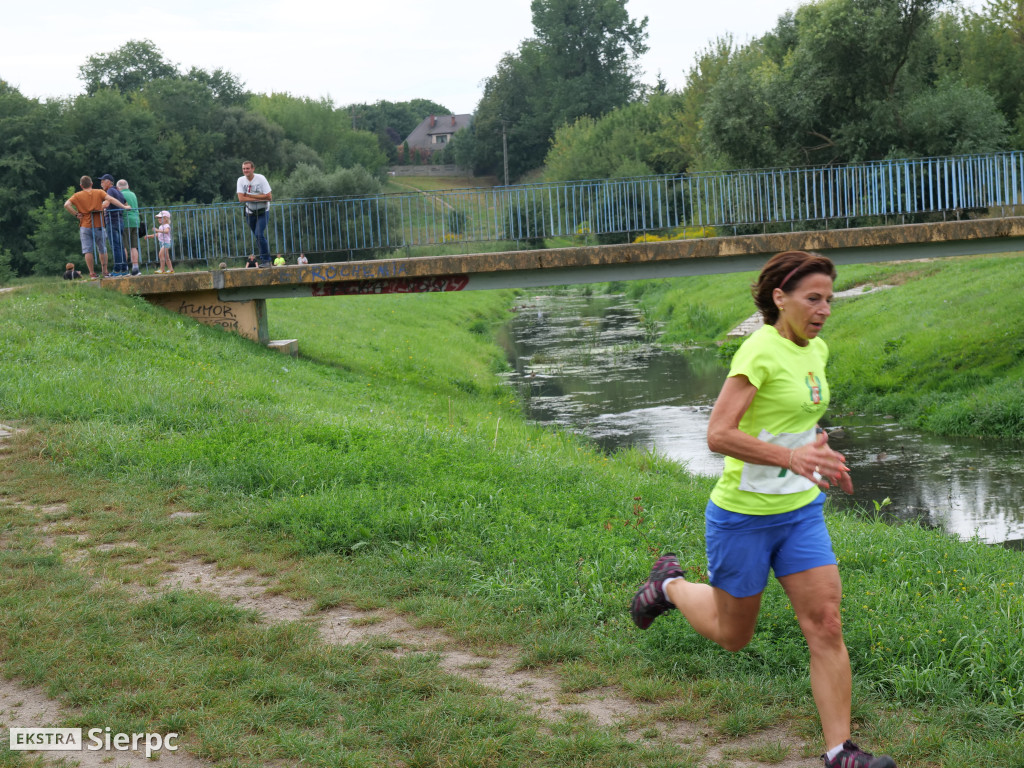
[709,324,830,515]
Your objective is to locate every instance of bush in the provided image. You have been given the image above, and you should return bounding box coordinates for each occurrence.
[276,164,402,258]
[447,210,467,236]
[500,189,548,249]
[26,189,81,277]
[0,248,13,286]
[277,163,383,200]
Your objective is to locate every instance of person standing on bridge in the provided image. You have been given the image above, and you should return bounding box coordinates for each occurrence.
[116,179,142,276]
[630,250,896,768]
[99,175,129,276]
[236,160,273,267]
[64,175,131,280]
[143,211,174,274]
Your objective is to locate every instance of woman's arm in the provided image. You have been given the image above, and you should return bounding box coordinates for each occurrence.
[707,375,785,466]
[707,374,852,492]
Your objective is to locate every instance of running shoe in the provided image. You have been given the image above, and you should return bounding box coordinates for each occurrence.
[823,741,896,768]
[630,553,684,629]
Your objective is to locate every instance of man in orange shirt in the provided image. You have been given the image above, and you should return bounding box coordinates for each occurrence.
[64,175,131,279]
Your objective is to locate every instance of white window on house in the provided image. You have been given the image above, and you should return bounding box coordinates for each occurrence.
[433,134,448,144]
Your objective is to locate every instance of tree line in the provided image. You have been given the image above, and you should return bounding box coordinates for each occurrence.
[508,0,1021,185]
[450,0,1014,179]
[3,0,1023,277]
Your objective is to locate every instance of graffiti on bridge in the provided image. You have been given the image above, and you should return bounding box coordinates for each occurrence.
[176,300,240,331]
[309,262,410,282]
[311,275,470,296]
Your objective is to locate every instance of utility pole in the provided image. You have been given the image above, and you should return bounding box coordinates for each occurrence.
[501,120,510,187]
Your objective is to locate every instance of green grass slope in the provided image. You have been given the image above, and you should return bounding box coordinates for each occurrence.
[633,252,1024,438]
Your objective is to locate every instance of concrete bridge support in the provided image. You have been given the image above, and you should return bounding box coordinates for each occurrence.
[143,289,269,345]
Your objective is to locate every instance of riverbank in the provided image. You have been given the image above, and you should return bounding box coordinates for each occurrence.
[0,281,1020,767]
[628,251,1024,439]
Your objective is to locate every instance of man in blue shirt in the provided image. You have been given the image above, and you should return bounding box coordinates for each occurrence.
[99,174,129,276]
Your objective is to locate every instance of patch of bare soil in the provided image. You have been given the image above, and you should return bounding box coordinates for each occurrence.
[146,560,816,766]
[0,423,820,767]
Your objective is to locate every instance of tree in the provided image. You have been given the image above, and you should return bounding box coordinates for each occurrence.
[673,37,735,171]
[530,0,649,127]
[697,0,1002,167]
[778,0,943,160]
[437,128,475,169]
[698,43,790,168]
[25,189,80,277]
[78,39,178,95]
[543,93,688,183]
[901,78,1008,156]
[216,107,288,195]
[0,248,13,286]
[184,66,248,107]
[62,89,170,200]
[472,43,551,180]
[0,82,69,274]
[942,0,1024,144]
[471,0,649,179]
[250,93,388,176]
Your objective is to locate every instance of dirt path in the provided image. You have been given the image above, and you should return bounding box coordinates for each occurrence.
[0,423,821,767]
[390,181,457,214]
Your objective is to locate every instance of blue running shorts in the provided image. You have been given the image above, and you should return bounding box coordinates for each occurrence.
[705,493,837,598]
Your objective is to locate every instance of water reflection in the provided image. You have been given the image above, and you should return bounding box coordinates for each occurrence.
[499,292,1024,545]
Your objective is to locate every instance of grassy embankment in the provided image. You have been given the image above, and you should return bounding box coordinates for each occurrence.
[627,251,1024,439]
[0,258,1020,767]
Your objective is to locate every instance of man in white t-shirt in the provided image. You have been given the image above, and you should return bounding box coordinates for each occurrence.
[236,160,273,266]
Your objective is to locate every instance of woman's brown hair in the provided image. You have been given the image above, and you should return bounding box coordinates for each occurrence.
[752,250,837,325]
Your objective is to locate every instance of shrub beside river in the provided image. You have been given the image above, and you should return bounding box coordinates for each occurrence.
[0,278,1020,767]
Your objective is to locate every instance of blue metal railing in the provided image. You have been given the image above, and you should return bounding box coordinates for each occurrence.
[133,151,1024,266]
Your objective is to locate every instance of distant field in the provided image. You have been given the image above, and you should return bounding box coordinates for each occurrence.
[384,175,498,194]
[381,175,505,249]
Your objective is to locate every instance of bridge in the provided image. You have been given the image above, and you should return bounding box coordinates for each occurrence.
[106,215,1024,348]
[122,151,1024,266]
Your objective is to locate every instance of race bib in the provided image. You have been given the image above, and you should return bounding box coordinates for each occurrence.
[738,427,817,495]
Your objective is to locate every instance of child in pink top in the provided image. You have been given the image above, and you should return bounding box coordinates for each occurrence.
[143,211,174,274]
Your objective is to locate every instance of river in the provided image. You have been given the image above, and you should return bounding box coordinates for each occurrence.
[497,291,1024,548]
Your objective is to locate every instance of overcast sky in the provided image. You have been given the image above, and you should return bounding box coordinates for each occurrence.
[5,0,981,113]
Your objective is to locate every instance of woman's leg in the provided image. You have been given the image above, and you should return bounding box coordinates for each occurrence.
[664,579,762,652]
[777,564,850,749]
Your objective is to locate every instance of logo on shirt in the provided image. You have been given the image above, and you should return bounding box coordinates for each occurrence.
[805,371,822,405]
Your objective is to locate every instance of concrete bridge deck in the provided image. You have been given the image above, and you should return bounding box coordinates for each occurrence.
[105,216,1024,347]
